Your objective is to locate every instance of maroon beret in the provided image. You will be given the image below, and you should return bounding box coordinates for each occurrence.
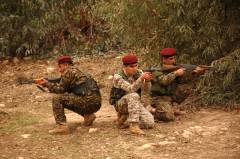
[58,56,73,64]
[160,48,176,56]
[122,54,138,65]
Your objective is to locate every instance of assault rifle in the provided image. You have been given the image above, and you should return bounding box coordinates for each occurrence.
[17,76,61,92]
[143,64,214,73]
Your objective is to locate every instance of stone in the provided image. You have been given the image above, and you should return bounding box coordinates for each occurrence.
[21,134,31,138]
[89,128,98,133]
[182,130,193,139]
[0,103,5,108]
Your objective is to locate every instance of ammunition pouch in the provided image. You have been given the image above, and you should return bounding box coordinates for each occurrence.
[109,87,126,105]
[70,77,100,96]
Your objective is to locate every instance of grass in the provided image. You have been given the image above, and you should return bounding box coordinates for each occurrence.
[0,113,39,133]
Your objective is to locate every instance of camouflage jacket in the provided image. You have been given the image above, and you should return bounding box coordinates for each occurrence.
[109,69,151,105]
[46,66,100,96]
[151,68,178,96]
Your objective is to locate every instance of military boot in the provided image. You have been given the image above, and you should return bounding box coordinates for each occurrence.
[155,112,175,122]
[129,123,145,135]
[83,113,96,126]
[117,113,128,129]
[174,110,186,116]
[48,124,70,135]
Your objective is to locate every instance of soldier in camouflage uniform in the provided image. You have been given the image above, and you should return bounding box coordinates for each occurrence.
[150,48,204,122]
[109,54,154,135]
[36,56,101,134]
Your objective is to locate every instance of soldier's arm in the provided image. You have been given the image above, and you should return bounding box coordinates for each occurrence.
[113,74,143,93]
[45,81,65,93]
[154,71,178,86]
[46,68,86,93]
[140,80,151,106]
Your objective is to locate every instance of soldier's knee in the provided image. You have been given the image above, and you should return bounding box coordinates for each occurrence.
[147,117,155,129]
[52,95,62,108]
[166,113,175,121]
[141,118,154,129]
[154,112,175,122]
[128,92,140,100]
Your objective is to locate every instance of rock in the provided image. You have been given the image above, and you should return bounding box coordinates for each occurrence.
[0,103,5,108]
[89,128,98,133]
[158,141,176,145]
[35,95,46,101]
[138,143,154,150]
[182,130,193,139]
[220,127,228,131]
[167,136,176,141]
[156,134,166,138]
[21,134,31,138]
[108,75,113,80]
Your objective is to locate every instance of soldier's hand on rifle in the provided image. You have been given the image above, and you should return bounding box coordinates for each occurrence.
[34,78,48,87]
[193,66,205,74]
[174,68,186,77]
[141,72,153,82]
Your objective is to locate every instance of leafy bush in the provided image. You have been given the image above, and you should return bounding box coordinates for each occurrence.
[94,0,240,105]
[0,0,110,58]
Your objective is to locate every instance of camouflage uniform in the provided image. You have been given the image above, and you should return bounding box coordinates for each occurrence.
[151,66,195,121]
[110,69,154,128]
[46,66,101,125]
[150,70,178,121]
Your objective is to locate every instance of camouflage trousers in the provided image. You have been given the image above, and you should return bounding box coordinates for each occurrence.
[52,92,101,124]
[151,96,175,122]
[115,93,154,129]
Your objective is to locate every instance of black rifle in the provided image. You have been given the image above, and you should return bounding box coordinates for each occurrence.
[17,77,61,92]
[143,64,214,73]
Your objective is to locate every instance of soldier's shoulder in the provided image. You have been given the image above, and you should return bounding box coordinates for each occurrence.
[63,66,84,77]
[65,66,78,73]
[114,69,124,76]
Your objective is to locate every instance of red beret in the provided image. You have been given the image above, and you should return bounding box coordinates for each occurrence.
[160,48,176,56]
[122,54,138,65]
[58,56,73,64]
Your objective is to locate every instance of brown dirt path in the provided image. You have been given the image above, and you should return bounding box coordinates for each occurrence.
[0,56,239,159]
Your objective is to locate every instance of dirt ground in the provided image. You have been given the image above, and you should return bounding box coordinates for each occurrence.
[0,56,239,159]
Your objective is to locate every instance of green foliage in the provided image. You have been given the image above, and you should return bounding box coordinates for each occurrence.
[0,113,39,133]
[0,0,110,58]
[94,0,240,105]
[198,49,240,105]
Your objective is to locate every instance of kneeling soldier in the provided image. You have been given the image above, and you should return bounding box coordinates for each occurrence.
[109,53,154,135]
[36,56,101,134]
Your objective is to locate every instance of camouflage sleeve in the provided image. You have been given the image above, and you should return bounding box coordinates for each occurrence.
[154,71,177,86]
[113,74,143,93]
[141,80,151,94]
[45,81,65,93]
[46,67,87,93]
[140,81,151,107]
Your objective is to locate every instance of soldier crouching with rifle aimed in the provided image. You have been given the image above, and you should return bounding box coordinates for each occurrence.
[35,56,101,135]
[148,48,211,122]
[109,53,154,135]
